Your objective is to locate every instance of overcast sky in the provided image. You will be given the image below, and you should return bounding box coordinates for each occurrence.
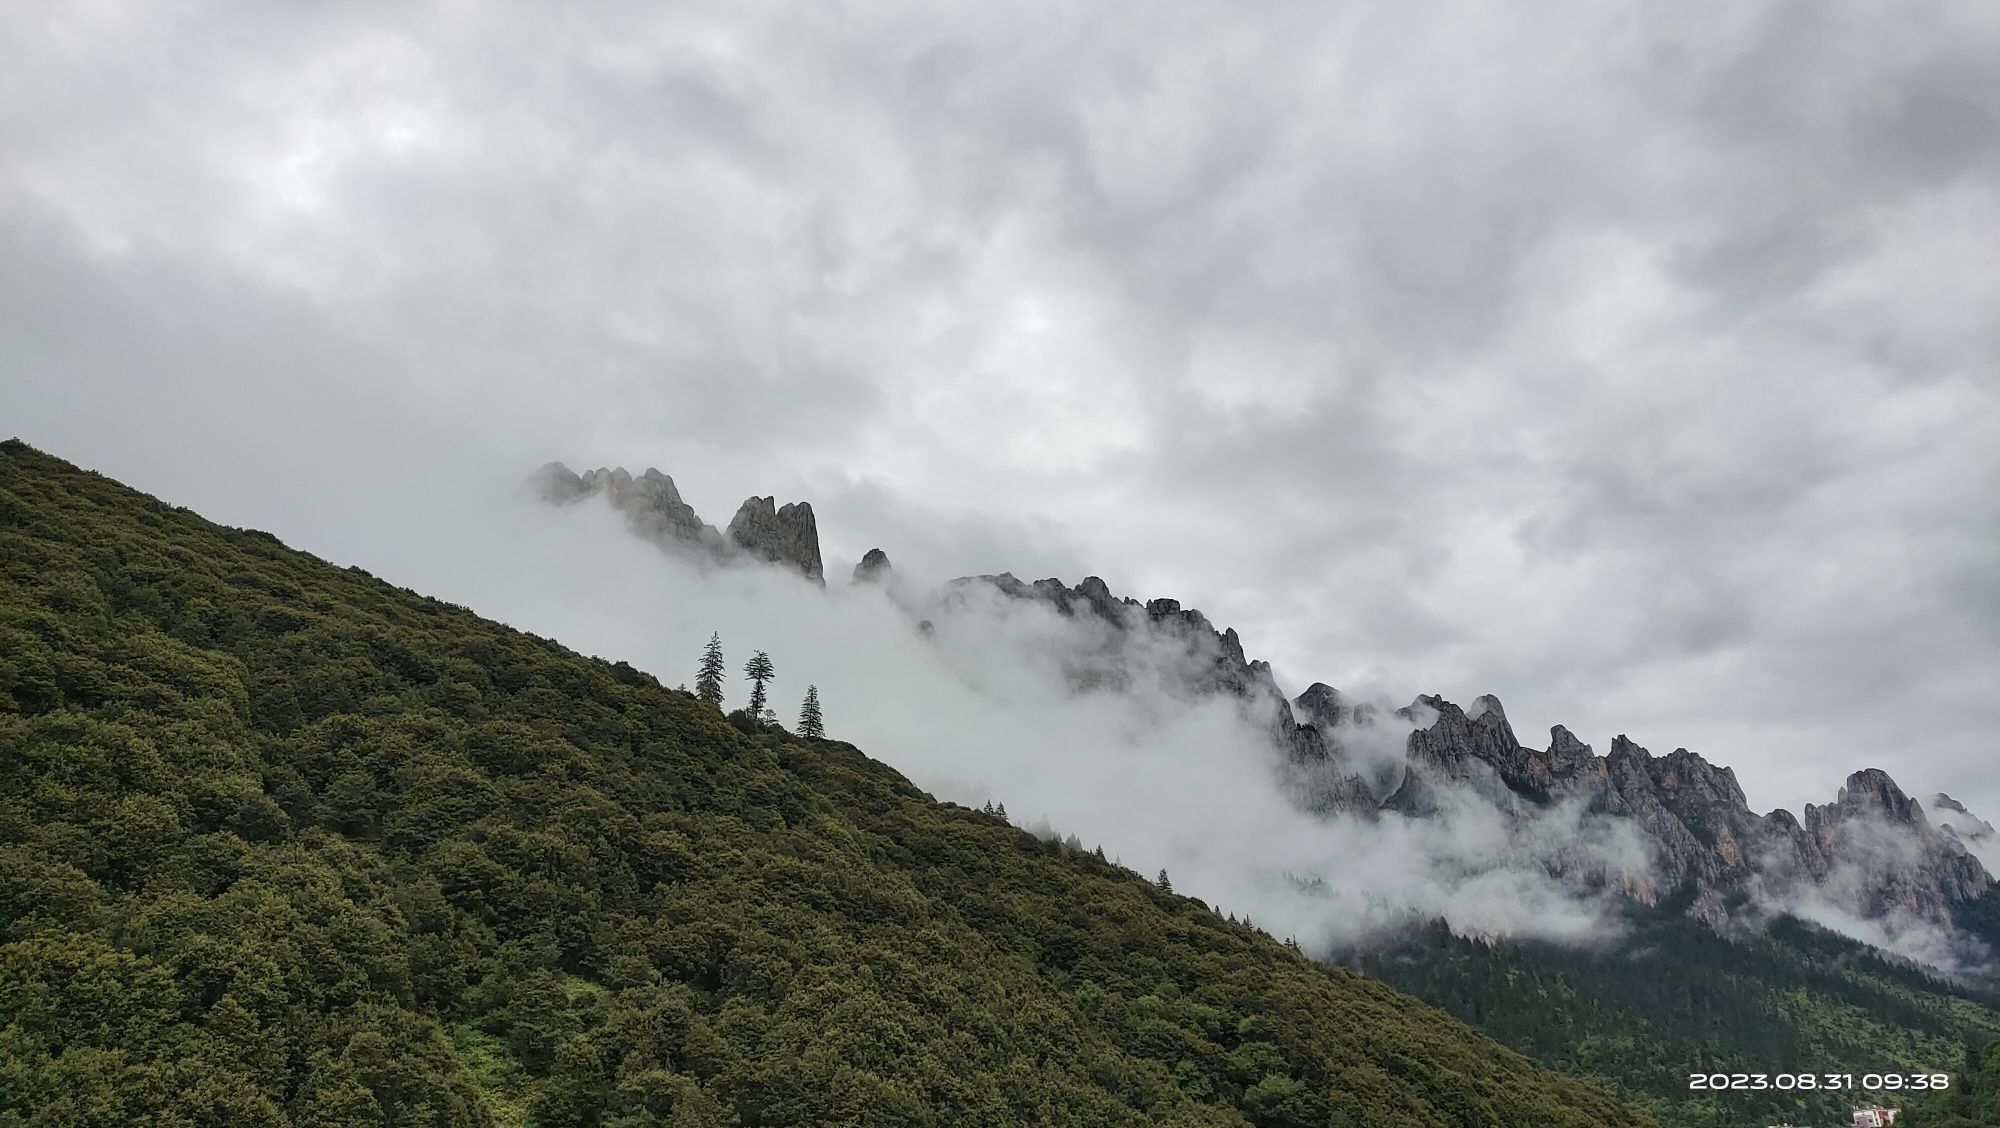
[3,0,1996,819]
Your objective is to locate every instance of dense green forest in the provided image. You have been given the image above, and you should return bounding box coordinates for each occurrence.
[1353,911,2000,1127]
[0,438,1650,1127]
[1905,1038,2000,1126]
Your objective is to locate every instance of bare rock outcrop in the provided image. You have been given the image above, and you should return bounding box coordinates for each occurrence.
[726,496,824,584]
[528,462,825,584]
[1382,698,1992,930]
[852,548,892,584]
[529,463,727,558]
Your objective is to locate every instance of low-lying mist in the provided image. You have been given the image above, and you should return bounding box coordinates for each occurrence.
[374,487,1646,955]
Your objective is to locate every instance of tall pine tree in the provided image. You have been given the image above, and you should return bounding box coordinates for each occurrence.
[696,632,726,709]
[798,684,824,738]
[744,650,775,720]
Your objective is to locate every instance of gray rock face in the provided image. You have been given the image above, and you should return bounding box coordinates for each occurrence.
[1791,771,1992,922]
[529,463,727,558]
[1546,725,1597,778]
[529,461,592,503]
[947,572,1993,934]
[726,496,824,584]
[1380,699,1994,930]
[1288,684,1381,809]
[852,548,892,584]
[527,463,823,584]
[947,573,1279,703]
[1296,683,1377,730]
[1380,694,1522,817]
[1932,793,1997,850]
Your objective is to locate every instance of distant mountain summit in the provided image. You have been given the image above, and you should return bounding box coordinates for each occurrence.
[530,462,825,584]
[945,568,1994,937]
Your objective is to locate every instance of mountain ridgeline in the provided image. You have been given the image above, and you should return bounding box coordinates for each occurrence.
[0,443,1655,1126]
[531,462,1997,954]
[526,460,2000,1128]
[532,463,825,585]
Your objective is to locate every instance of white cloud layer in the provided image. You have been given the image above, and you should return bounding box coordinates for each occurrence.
[379,488,1654,950]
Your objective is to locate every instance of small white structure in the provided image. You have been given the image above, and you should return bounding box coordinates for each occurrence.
[1852,1108,1898,1128]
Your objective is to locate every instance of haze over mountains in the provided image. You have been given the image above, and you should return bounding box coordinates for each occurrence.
[526,461,1999,977]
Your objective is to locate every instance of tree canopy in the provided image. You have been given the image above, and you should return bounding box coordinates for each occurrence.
[797,685,823,740]
[742,650,774,723]
[695,633,725,710]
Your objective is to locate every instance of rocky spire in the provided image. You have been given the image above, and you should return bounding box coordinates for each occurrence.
[1791,771,1991,921]
[725,496,824,584]
[526,463,825,583]
[852,548,892,584]
[1830,767,1925,826]
[1295,683,1366,729]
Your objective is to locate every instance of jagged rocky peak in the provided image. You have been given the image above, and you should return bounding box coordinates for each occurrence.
[963,572,1139,624]
[1146,597,1216,637]
[1545,725,1596,776]
[950,571,1032,599]
[726,496,824,585]
[1649,748,1749,811]
[1932,793,1996,844]
[1295,683,1376,729]
[528,462,726,556]
[852,548,892,584]
[1267,684,1993,934]
[1791,768,1993,923]
[524,462,824,582]
[529,460,590,502]
[949,572,1278,703]
[1832,768,1926,826]
[1400,692,1522,774]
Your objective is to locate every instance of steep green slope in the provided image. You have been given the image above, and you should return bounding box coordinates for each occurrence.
[0,440,1648,1128]
[1353,913,2000,1128]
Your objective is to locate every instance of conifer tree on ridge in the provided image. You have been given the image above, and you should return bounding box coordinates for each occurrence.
[696,632,726,709]
[744,650,775,720]
[798,684,824,739]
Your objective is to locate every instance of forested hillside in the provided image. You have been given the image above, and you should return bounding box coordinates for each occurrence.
[0,439,1649,1127]
[1907,1039,2000,1126]
[1355,913,2000,1127]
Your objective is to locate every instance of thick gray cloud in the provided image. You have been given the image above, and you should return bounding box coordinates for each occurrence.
[3,0,1997,822]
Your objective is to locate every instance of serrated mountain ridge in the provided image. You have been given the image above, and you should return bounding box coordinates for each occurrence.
[529,462,1995,947]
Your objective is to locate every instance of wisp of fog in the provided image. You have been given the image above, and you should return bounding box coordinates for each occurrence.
[366,482,1655,956]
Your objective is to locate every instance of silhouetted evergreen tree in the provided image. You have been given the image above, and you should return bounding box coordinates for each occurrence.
[798,684,824,738]
[1157,869,1173,893]
[743,649,775,719]
[696,632,726,708]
